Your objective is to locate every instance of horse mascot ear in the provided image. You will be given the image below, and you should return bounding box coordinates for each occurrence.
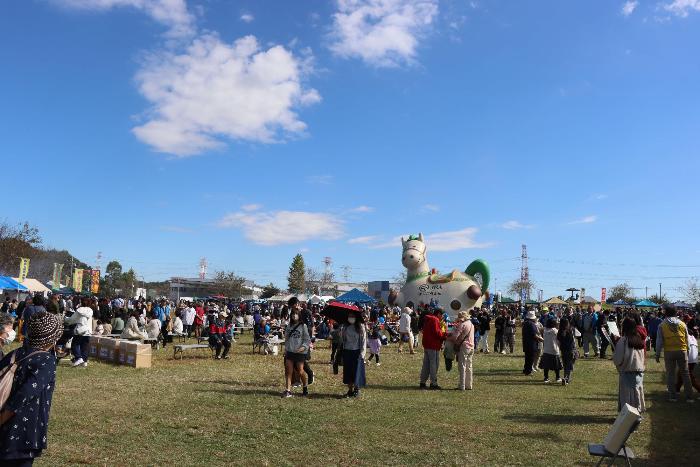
[465,259,490,295]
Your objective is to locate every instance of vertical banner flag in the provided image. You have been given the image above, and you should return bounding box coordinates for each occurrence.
[52,263,64,289]
[73,269,84,292]
[18,258,30,283]
[601,287,607,304]
[91,269,100,294]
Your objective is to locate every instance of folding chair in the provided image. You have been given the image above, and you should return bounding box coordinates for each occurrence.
[587,404,642,467]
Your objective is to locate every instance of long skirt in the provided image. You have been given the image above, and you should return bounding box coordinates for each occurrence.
[538,352,563,371]
[342,349,361,385]
[618,371,645,412]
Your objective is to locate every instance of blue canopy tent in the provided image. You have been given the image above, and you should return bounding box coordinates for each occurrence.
[612,299,629,307]
[673,301,693,309]
[635,299,660,308]
[334,288,376,304]
[0,276,28,291]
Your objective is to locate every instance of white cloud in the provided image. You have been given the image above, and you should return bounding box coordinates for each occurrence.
[349,205,374,213]
[370,228,492,251]
[621,1,638,16]
[305,174,334,185]
[664,0,700,17]
[240,13,254,23]
[132,34,320,156]
[348,235,379,244]
[501,220,534,230]
[241,204,262,212]
[593,193,608,200]
[422,204,440,212]
[218,209,344,245]
[329,0,439,67]
[54,0,195,37]
[568,215,598,225]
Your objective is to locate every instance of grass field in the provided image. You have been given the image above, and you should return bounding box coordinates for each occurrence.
[31,334,698,466]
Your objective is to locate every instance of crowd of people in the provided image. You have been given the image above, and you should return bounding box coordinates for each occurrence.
[0,291,698,464]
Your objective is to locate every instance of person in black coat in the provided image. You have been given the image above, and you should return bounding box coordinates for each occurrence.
[522,310,543,375]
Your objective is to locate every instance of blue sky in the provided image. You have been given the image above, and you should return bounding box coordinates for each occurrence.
[2,0,699,300]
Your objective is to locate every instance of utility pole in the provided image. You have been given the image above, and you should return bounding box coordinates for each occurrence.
[659,283,662,301]
[645,286,648,299]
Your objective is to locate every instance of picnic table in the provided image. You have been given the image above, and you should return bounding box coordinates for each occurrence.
[173,343,213,360]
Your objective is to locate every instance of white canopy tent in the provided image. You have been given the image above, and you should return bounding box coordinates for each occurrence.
[13,277,51,297]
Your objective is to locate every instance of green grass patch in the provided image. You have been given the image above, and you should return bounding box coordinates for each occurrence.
[31,335,698,466]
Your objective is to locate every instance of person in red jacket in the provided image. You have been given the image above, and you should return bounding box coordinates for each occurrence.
[419,307,446,390]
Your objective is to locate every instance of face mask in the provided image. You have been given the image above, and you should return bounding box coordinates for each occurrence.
[3,329,16,345]
[347,317,356,324]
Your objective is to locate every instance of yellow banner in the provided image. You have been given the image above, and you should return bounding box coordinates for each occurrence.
[73,269,84,292]
[91,269,100,294]
[18,258,30,283]
[52,263,64,289]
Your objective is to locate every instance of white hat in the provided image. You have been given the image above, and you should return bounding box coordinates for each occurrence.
[525,310,537,320]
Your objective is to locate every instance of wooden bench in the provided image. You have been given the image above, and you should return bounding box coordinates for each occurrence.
[173,344,212,360]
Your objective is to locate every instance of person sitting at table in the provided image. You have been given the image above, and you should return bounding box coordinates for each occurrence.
[121,311,143,340]
[172,313,184,336]
[209,311,232,360]
[102,320,112,335]
[111,313,125,335]
[145,314,161,340]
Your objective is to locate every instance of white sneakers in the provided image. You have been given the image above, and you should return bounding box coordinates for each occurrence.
[72,358,84,367]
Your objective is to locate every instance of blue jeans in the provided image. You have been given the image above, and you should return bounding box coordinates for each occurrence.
[72,335,90,361]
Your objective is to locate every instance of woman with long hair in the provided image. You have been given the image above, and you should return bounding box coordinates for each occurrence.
[557,317,576,385]
[342,310,367,398]
[613,317,646,412]
[281,302,310,398]
[539,317,563,383]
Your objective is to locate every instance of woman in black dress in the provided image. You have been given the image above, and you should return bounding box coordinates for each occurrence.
[0,311,63,466]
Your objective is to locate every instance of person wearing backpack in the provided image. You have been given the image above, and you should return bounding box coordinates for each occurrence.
[0,311,63,466]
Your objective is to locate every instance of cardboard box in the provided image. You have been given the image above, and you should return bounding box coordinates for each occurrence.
[124,342,152,368]
[118,340,130,365]
[99,338,120,362]
[89,336,102,358]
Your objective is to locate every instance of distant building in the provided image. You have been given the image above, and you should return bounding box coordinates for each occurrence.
[169,277,218,301]
[368,281,390,303]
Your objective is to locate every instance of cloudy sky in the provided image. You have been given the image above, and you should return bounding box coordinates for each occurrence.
[2,0,699,299]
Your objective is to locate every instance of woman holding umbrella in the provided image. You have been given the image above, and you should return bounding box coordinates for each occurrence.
[342,309,367,398]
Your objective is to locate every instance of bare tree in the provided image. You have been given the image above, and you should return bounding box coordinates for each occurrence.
[305,267,321,295]
[507,279,536,300]
[392,271,407,288]
[680,278,700,305]
[213,271,247,298]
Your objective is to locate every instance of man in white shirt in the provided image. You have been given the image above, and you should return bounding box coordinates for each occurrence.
[184,303,196,337]
[398,306,415,354]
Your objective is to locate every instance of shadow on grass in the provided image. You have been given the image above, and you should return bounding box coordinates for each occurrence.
[196,387,343,399]
[503,413,616,425]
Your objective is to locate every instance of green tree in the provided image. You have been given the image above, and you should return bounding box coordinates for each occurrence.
[260,283,281,299]
[608,283,635,303]
[288,254,305,294]
[104,260,123,295]
[213,271,246,298]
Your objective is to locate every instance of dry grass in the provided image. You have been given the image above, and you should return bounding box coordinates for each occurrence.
[26,335,699,466]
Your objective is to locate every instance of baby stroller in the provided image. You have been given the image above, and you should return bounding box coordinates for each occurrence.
[384,322,401,343]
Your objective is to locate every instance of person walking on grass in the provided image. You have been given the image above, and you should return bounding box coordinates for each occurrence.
[676,324,700,394]
[539,318,563,383]
[656,305,694,403]
[522,310,543,376]
[613,318,646,412]
[494,309,506,354]
[64,297,93,368]
[281,307,311,398]
[419,307,445,390]
[448,310,475,390]
[477,310,491,353]
[0,311,63,466]
[398,306,414,354]
[557,317,576,385]
[504,312,516,354]
[342,310,367,397]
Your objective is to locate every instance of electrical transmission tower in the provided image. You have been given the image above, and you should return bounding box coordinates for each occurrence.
[520,244,530,300]
[95,251,102,271]
[342,265,351,282]
[199,257,208,280]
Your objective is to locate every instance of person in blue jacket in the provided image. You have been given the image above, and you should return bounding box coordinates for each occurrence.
[153,300,171,348]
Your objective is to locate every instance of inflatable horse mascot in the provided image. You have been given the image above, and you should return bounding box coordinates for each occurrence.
[388,233,490,317]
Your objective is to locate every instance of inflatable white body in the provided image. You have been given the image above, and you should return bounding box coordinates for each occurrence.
[388,233,490,317]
